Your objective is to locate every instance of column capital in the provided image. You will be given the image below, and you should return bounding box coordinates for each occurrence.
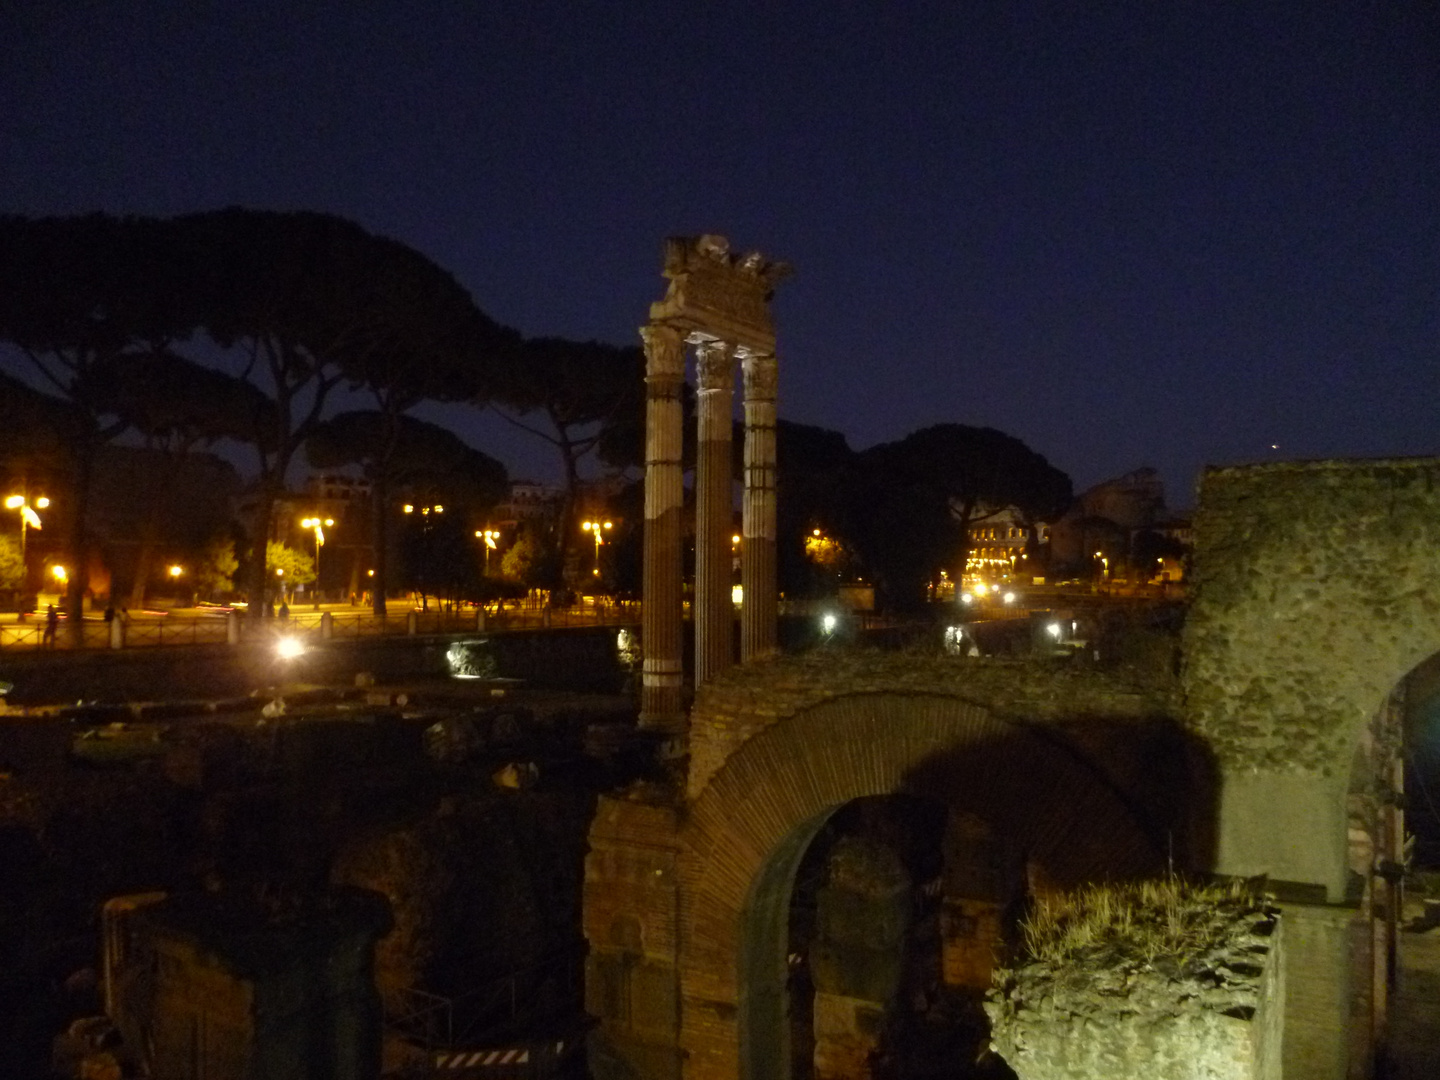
[695,339,736,391]
[640,323,685,382]
[742,353,778,402]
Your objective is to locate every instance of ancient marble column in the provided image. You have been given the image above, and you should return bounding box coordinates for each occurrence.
[694,338,736,685]
[741,353,778,661]
[639,323,686,730]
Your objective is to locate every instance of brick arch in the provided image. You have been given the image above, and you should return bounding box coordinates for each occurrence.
[676,691,1164,1080]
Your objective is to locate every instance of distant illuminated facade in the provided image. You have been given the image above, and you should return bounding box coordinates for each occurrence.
[964,505,1047,580]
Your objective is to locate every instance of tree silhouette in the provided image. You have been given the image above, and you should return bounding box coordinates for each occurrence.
[307,411,508,610]
[0,214,189,638]
[490,337,644,588]
[174,208,513,613]
[842,424,1072,609]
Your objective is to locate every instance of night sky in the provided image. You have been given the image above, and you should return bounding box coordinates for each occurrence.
[3,1,1436,506]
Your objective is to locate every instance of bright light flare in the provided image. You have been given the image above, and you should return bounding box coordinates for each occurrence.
[4,495,23,508]
[275,636,306,660]
[1003,591,1016,604]
[1046,623,1062,639]
[821,613,838,634]
[960,593,974,605]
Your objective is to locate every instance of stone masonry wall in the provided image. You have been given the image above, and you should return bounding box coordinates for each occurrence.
[986,897,1284,1080]
[1183,458,1440,903]
[1184,458,1440,775]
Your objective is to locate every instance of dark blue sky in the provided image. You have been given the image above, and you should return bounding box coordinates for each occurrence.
[3,1,1436,506]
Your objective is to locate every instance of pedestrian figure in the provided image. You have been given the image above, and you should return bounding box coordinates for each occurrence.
[42,604,59,647]
[278,601,290,621]
[103,604,115,624]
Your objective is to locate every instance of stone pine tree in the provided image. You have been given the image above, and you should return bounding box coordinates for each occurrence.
[489,337,645,592]
[306,411,508,612]
[174,208,512,614]
[0,214,191,641]
[324,241,518,616]
[85,352,265,607]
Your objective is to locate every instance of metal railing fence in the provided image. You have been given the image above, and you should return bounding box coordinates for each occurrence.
[0,600,642,652]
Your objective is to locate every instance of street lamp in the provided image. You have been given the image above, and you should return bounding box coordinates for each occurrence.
[581,520,612,577]
[5,493,48,566]
[301,516,334,606]
[475,528,500,574]
[1095,550,1109,581]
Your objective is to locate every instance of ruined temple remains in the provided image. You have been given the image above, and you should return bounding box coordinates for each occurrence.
[639,236,789,730]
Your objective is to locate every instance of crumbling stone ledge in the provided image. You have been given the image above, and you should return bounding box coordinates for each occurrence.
[986,880,1283,1080]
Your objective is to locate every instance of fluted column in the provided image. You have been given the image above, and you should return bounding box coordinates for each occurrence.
[741,353,778,660]
[694,338,736,685]
[640,323,686,730]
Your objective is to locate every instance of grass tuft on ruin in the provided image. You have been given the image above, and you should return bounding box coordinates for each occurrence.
[1017,876,1265,969]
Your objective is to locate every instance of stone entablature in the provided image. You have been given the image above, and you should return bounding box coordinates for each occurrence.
[686,650,1179,800]
[648,234,789,354]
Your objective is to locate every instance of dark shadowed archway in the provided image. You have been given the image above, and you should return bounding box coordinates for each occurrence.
[679,692,1174,1080]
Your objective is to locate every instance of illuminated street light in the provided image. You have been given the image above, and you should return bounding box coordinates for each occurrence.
[169,565,183,579]
[51,565,67,584]
[475,528,500,574]
[581,519,613,576]
[5,493,47,569]
[301,516,334,606]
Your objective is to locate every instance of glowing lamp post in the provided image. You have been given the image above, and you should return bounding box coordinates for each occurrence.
[581,520,613,577]
[5,495,48,575]
[475,528,499,574]
[301,517,334,607]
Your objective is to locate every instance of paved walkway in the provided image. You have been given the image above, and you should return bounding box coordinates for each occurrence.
[1383,923,1440,1079]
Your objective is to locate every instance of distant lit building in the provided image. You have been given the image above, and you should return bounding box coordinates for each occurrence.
[1046,468,1192,581]
[963,505,1045,582]
[306,472,371,504]
[495,480,563,527]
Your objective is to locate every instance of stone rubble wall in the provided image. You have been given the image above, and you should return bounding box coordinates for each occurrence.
[987,906,1283,1080]
[1184,458,1440,775]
